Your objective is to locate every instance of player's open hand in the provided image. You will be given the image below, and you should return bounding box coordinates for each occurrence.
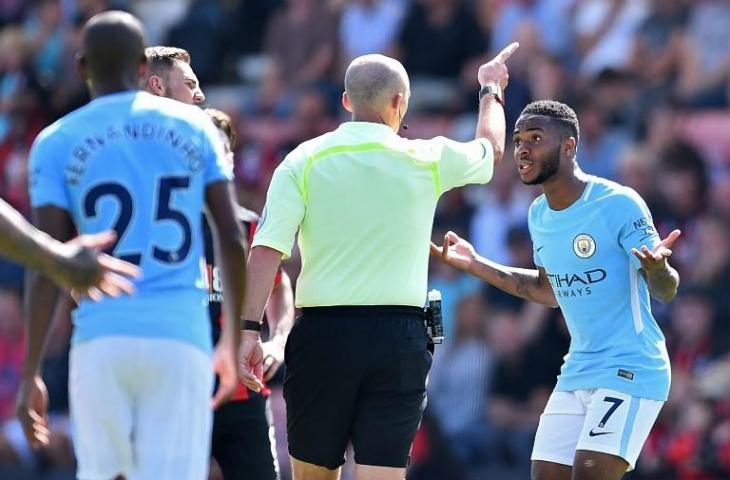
[239,332,265,393]
[58,231,140,301]
[15,375,50,448]
[631,229,681,272]
[478,42,519,89]
[211,342,238,409]
[430,231,478,273]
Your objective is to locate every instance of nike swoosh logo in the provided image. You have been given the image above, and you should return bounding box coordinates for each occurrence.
[536,246,544,252]
[588,430,613,437]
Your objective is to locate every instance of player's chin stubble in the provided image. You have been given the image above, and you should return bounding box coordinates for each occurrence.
[522,145,561,186]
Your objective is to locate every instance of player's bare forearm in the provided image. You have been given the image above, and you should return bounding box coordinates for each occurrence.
[22,206,74,378]
[23,272,61,377]
[474,43,518,166]
[0,199,65,278]
[469,256,558,308]
[644,264,680,303]
[264,269,294,343]
[475,96,505,166]
[244,246,284,324]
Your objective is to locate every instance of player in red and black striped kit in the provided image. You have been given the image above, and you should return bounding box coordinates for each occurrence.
[204,108,294,480]
[204,109,294,480]
[144,47,294,479]
[205,109,295,480]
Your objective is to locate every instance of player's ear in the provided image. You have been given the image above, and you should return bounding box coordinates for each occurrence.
[564,137,577,157]
[148,75,164,95]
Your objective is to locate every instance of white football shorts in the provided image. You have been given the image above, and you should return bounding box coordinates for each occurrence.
[531,388,663,471]
[69,336,213,480]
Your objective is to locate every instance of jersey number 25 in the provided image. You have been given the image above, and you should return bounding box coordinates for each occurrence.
[83,175,192,265]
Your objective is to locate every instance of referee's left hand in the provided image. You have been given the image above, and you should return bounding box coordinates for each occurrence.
[239,332,265,392]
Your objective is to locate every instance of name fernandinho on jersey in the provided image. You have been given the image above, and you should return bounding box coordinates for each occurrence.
[65,122,204,185]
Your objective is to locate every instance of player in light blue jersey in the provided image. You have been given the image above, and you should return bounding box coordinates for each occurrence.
[15,11,247,480]
[432,100,680,480]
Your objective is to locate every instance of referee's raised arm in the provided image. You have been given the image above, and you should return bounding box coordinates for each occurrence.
[476,42,519,165]
[240,46,518,480]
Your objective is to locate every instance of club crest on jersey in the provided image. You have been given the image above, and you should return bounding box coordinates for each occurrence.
[573,234,596,259]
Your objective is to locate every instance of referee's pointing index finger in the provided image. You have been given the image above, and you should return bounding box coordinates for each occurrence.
[494,42,520,63]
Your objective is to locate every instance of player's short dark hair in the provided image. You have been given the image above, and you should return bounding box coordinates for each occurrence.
[205,108,237,149]
[145,46,190,75]
[520,100,580,141]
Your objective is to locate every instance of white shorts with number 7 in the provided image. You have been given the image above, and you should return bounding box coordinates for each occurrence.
[531,388,664,471]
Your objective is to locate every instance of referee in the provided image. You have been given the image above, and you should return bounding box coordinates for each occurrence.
[240,43,519,480]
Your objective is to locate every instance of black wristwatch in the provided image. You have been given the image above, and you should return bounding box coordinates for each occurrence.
[243,320,263,332]
[479,84,504,105]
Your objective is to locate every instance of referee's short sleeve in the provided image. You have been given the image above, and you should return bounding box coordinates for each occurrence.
[252,159,305,259]
[435,137,494,194]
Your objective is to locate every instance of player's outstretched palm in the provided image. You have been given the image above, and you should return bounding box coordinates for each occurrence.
[632,229,681,272]
[430,231,478,272]
[15,375,50,448]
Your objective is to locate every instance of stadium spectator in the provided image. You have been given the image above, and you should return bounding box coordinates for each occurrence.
[573,99,631,181]
[469,160,533,266]
[260,0,339,115]
[675,0,730,108]
[394,0,486,112]
[574,0,650,77]
[427,294,493,471]
[339,0,405,66]
[629,0,686,90]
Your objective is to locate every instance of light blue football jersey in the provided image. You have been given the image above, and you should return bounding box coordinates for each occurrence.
[529,176,670,401]
[29,91,232,353]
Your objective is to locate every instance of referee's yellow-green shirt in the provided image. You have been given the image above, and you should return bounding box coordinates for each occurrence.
[253,121,494,307]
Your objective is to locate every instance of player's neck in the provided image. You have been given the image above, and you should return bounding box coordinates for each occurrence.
[90,82,139,99]
[542,165,589,211]
[350,111,397,132]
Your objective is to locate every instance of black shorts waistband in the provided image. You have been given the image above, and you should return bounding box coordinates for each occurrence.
[301,305,424,318]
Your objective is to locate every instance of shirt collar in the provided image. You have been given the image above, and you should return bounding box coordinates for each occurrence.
[337,121,397,137]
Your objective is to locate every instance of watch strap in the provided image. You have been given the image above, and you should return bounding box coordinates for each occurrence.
[243,320,263,332]
[479,84,504,105]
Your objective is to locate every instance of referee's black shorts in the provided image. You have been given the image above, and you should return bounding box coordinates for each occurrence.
[283,305,432,470]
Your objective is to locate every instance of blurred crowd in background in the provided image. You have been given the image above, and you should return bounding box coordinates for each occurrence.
[0,0,728,479]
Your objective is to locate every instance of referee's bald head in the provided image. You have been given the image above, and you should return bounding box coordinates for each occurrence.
[344,55,410,114]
